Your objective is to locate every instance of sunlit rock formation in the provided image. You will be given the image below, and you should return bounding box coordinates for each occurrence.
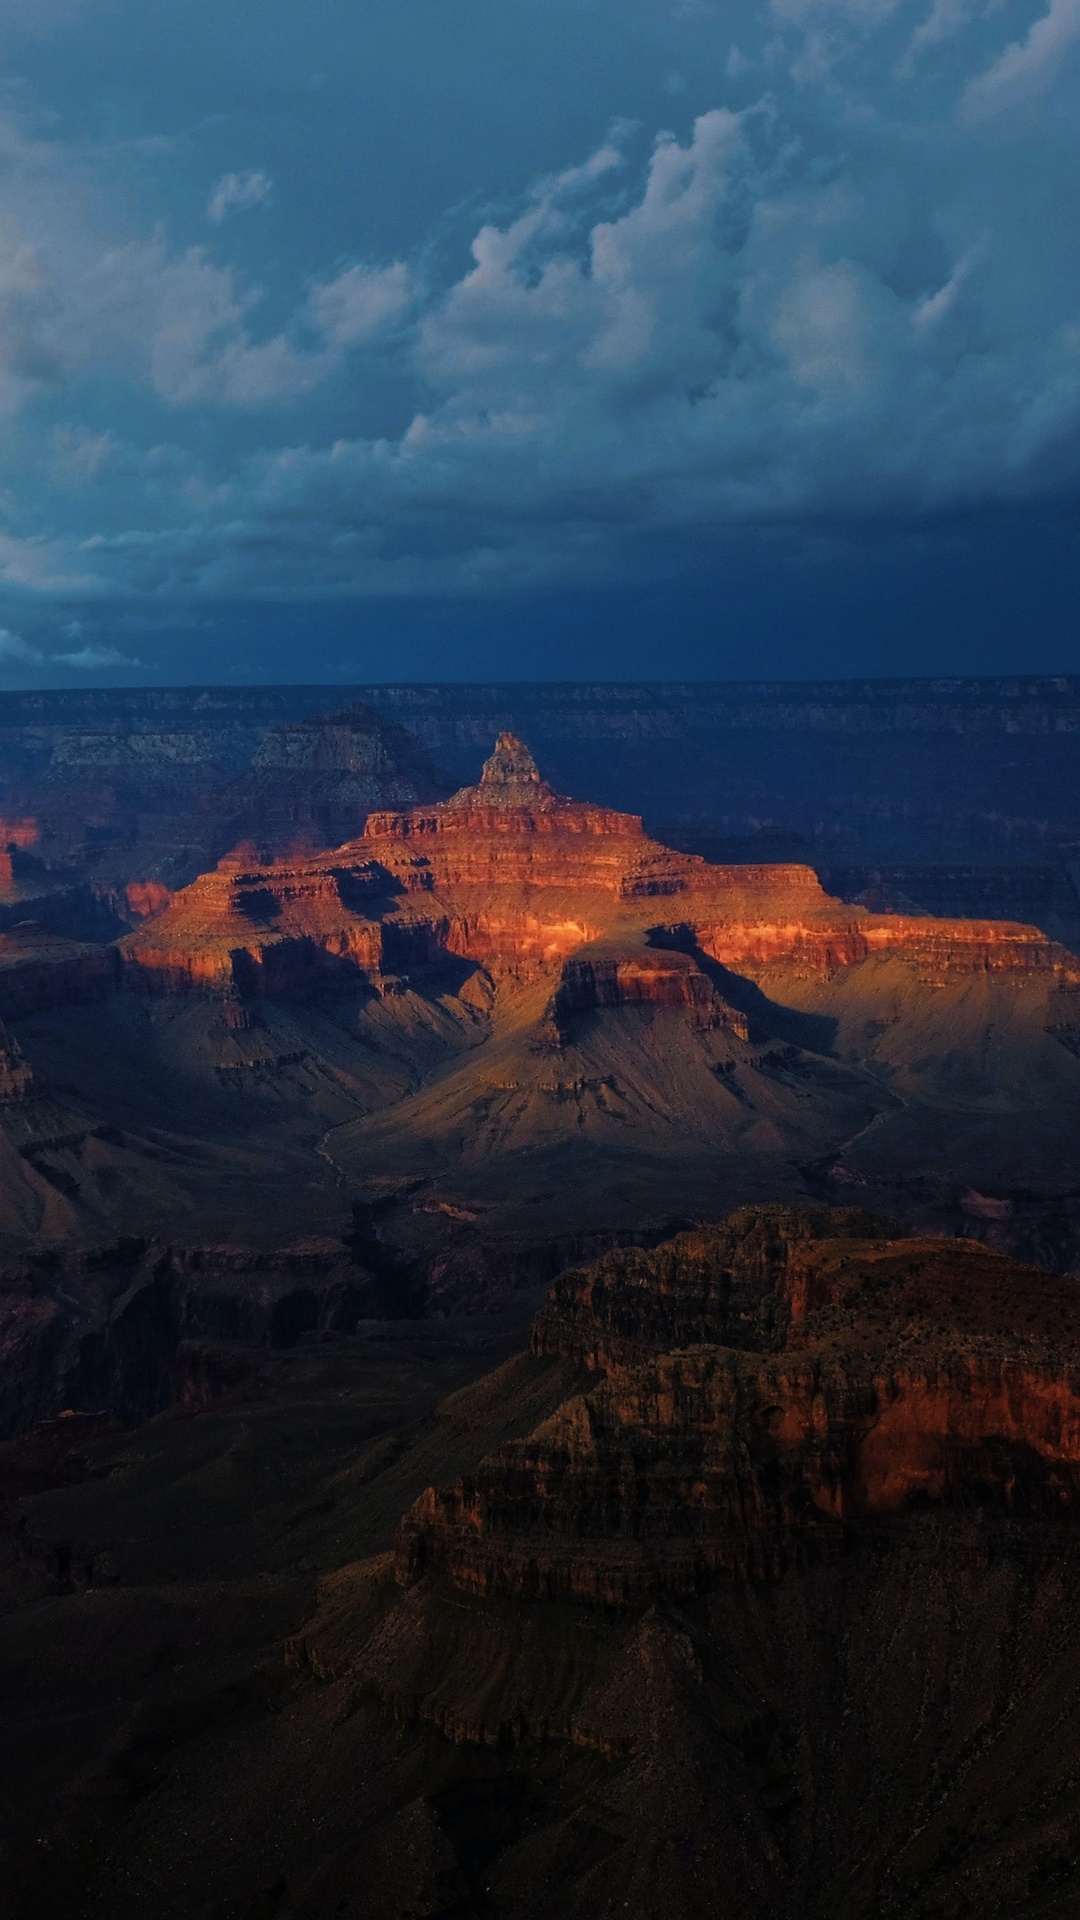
[0,732,1074,1271]
[121,731,1080,999]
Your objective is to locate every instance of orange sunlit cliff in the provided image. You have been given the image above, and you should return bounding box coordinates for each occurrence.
[121,732,1079,997]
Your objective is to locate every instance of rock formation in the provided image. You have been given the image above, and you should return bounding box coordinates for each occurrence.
[0,818,43,896]
[9,1214,1080,1917]
[0,732,1051,1273]
[0,1231,413,1437]
[0,695,448,919]
[4,675,1080,940]
[0,731,1073,1279]
[123,730,1080,997]
[205,1211,1080,1920]
[0,924,117,1019]
[0,1023,34,1105]
[395,1208,1080,1603]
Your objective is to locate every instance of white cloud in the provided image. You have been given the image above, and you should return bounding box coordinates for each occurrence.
[51,426,118,481]
[0,531,99,591]
[0,5,1079,605]
[900,0,974,72]
[309,261,413,348]
[0,114,411,416]
[964,0,1080,116]
[0,629,43,664]
[54,642,141,668]
[912,245,980,330]
[0,622,138,675]
[207,170,273,225]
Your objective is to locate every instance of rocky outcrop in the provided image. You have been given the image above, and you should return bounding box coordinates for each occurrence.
[396,1210,1080,1602]
[365,732,659,900]
[0,728,1070,1280]
[686,908,1079,981]
[13,1210,1080,1920]
[123,880,171,921]
[120,732,1080,1004]
[0,1023,34,1104]
[0,693,449,905]
[97,734,1080,1280]
[544,946,750,1042]
[0,925,118,1018]
[0,1234,414,1436]
[120,851,392,994]
[530,1206,893,1362]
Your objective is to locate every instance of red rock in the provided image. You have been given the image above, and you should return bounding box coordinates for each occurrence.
[397,1209,1080,1602]
[0,819,41,899]
[123,880,172,921]
[120,732,1080,1000]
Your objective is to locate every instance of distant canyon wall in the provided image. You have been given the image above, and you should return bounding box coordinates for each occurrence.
[1,678,1079,942]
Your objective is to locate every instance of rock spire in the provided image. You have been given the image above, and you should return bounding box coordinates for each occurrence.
[445,732,561,811]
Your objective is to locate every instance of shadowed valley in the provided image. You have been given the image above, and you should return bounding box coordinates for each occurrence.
[4,696,1080,1917]
[2,723,1080,1429]
[8,1210,1080,1917]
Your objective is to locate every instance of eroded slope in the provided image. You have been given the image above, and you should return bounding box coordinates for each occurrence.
[10,1212,1080,1917]
[2,732,1079,1274]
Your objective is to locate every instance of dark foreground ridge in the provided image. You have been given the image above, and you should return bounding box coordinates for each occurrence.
[7,1207,1080,1918]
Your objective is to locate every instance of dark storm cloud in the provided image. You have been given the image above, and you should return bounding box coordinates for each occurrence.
[0,0,1077,675]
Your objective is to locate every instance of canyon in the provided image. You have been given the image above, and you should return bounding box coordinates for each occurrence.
[2,677,1080,935]
[2,723,1080,1433]
[2,690,1080,1916]
[8,1209,1080,1917]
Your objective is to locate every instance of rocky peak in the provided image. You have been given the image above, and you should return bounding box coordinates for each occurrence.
[445,732,561,811]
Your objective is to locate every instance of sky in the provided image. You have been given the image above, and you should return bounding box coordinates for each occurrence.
[0,0,1076,685]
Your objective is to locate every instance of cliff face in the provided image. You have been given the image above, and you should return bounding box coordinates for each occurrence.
[0,926,117,1019]
[11,1213,1080,1920]
[90,731,1080,1274]
[120,731,1080,999]
[0,695,448,912]
[0,819,43,896]
[177,1212,1080,1920]
[120,853,389,994]
[0,1233,411,1437]
[547,947,750,1037]
[0,1023,34,1104]
[395,1212,1080,1603]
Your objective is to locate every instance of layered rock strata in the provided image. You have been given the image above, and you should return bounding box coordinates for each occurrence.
[395,1209,1080,1603]
[0,732,1073,1274]
[13,1210,1080,1920]
[0,1233,402,1436]
[0,925,118,1018]
[0,695,448,902]
[120,732,1080,1000]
